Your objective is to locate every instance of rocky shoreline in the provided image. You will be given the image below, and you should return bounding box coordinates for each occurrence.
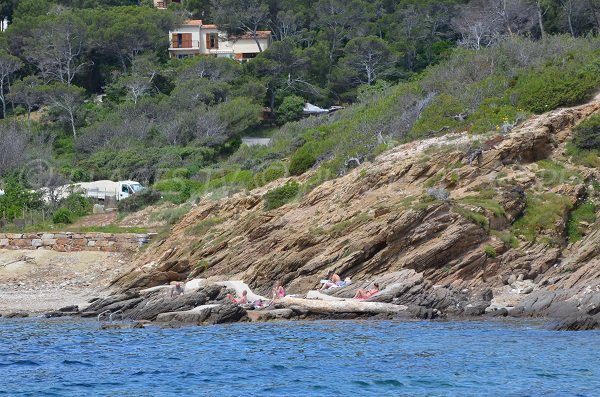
[2,267,594,332]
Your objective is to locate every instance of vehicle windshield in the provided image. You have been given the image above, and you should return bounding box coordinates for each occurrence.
[130,183,144,193]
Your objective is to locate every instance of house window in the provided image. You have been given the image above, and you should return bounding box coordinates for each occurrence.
[206,33,219,49]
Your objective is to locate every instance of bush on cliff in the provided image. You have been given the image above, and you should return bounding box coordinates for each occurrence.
[573,114,600,151]
[512,193,572,244]
[118,189,162,213]
[514,63,600,114]
[263,181,301,210]
[289,146,317,176]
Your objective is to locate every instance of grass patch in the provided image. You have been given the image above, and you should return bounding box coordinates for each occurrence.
[566,201,597,243]
[152,205,192,225]
[424,171,444,188]
[454,206,489,229]
[458,195,505,217]
[329,212,371,238]
[66,225,148,234]
[512,193,571,242]
[536,159,582,186]
[565,142,600,168]
[186,216,224,236]
[491,230,519,249]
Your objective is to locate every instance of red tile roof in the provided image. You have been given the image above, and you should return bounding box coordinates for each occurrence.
[183,19,202,26]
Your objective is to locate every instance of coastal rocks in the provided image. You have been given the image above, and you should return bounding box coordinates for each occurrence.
[3,312,29,318]
[155,305,217,325]
[155,303,247,326]
[94,94,600,329]
[207,304,247,324]
[246,309,294,322]
[83,284,229,322]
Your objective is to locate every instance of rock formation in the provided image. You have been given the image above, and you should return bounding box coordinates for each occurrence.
[105,94,600,329]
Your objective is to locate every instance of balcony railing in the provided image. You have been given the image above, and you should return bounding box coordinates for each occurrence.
[170,40,200,49]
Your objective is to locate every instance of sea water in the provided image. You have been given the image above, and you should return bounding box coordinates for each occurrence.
[0,318,599,396]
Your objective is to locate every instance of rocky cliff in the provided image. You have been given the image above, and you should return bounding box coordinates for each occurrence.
[110,95,600,328]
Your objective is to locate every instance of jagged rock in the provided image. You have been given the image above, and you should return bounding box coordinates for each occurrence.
[3,312,29,318]
[155,305,216,324]
[58,305,79,313]
[246,309,294,322]
[125,290,211,321]
[207,304,247,324]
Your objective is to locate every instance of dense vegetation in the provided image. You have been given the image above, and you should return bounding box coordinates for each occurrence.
[0,0,600,231]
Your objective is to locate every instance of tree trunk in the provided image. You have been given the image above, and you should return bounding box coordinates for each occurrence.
[537,2,546,39]
[7,74,14,113]
[567,10,575,37]
[69,110,76,137]
[27,107,32,133]
[0,81,5,118]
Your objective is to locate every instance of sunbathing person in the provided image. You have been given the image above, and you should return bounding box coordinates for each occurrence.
[320,272,342,290]
[170,282,184,298]
[272,281,285,299]
[227,290,248,304]
[353,283,380,300]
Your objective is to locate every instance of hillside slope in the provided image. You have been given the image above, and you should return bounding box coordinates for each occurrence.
[112,95,600,325]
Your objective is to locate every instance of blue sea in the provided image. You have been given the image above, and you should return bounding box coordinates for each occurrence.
[0,318,599,396]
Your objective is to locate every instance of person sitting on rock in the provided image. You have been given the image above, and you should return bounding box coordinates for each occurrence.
[353,283,380,300]
[320,272,342,290]
[272,280,285,299]
[170,282,184,298]
[227,290,248,304]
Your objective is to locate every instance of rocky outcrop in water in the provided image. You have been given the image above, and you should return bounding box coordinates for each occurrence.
[105,95,600,329]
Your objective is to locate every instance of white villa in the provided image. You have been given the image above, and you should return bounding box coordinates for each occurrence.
[169,20,271,61]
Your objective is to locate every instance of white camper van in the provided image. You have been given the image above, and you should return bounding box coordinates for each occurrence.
[40,180,144,203]
[76,180,144,201]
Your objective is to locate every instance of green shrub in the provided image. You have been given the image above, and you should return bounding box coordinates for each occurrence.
[60,193,92,217]
[573,114,600,151]
[52,208,75,224]
[277,95,305,124]
[0,177,43,221]
[566,202,597,243]
[263,181,301,210]
[289,146,317,176]
[492,230,519,249]
[117,189,162,213]
[512,193,572,242]
[513,64,600,114]
[484,245,497,258]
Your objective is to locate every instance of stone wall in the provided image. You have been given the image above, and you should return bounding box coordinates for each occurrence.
[0,232,152,252]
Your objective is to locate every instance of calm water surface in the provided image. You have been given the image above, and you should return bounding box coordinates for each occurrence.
[0,318,599,396]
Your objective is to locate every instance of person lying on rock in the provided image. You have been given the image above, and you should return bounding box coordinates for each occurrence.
[227,290,248,304]
[353,283,380,300]
[170,282,184,298]
[272,280,285,299]
[320,271,342,290]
